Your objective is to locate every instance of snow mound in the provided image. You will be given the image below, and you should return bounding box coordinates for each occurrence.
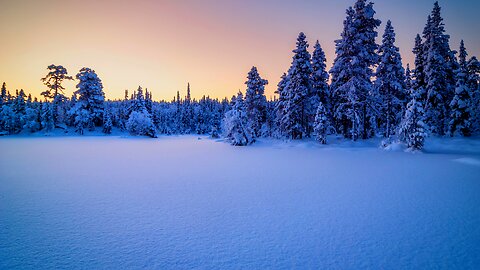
[453,157,480,166]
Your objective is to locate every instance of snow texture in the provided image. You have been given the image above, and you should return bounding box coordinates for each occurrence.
[1,136,480,269]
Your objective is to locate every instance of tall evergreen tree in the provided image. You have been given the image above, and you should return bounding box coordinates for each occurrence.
[41,102,54,132]
[244,66,268,137]
[275,72,289,136]
[423,2,458,135]
[412,34,427,102]
[330,0,381,140]
[12,89,27,133]
[466,56,480,133]
[41,64,73,126]
[405,64,413,91]
[311,40,330,124]
[280,32,313,139]
[375,20,406,138]
[41,64,73,100]
[449,40,472,136]
[74,67,105,127]
[102,106,113,134]
[330,7,355,137]
[0,82,6,106]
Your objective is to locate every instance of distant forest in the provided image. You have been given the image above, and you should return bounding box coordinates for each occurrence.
[0,1,478,151]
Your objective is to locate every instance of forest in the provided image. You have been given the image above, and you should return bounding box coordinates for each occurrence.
[0,1,478,151]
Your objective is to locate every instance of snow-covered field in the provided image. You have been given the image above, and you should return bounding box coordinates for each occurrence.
[1,136,480,269]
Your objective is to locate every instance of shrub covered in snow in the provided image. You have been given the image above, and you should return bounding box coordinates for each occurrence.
[398,95,428,151]
[126,111,156,138]
[223,92,253,146]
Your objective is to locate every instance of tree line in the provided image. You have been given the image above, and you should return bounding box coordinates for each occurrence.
[0,1,478,151]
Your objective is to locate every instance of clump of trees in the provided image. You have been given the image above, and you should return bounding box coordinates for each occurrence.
[1,1,478,152]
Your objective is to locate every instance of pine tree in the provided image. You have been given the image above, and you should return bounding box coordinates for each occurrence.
[74,67,105,128]
[41,102,54,132]
[449,40,472,136]
[275,72,289,136]
[466,56,480,133]
[244,66,268,138]
[398,85,428,151]
[12,89,27,133]
[311,40,330,127]
[145,89,153,115]
[313,102,332,144]
[412,34,427,100]
[181,83,194,133]
[405,64,413,91]
[330,0,381,140]
[375,20,406,138]
[423,2,458,135]
[280,32,313,139]
[41,64,73,126]
[23,105,41,133]
[126,86,156,137]
[0,82,6,106]
[74,108,91,135]
[102,107,113,134]
[41,65,72,100]
[330,7,355,137]
[0,104,14,134]
[130,86,146,113]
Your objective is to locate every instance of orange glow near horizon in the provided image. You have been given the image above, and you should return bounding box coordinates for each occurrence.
[0,0,478,101]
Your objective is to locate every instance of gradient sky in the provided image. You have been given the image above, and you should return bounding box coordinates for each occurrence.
[0,0,478,101]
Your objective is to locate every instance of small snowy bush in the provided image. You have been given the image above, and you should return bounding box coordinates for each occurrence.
[126,111,157,138]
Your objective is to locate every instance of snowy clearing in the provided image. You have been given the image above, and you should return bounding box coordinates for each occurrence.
[1,136,480,269]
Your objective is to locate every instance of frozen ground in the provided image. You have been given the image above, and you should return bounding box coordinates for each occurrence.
[1,135,480,269]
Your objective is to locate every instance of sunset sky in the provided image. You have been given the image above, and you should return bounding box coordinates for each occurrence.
[0,0,478,101]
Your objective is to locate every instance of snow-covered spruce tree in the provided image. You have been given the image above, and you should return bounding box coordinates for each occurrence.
[263,100,276,137]
[375,20,406,138]
[179,83,194,134]
[274,72,289,137]
[280,32,313,139]
[23,105,41,133]
[398,85,428,151]
[330,7,355,137]
[0,104,15,134]
[466,56,480,133]
[41,102,54,132]
[311,40,330,124]
[145,89,153,115]
[210,105,221,138]
[449,40,472,137]
[244,66,268,138]
[74,109,91,135]
[11,89,27,133]
[41,64,73,126]
[223,91,253,146]
[126,86,156,137]
[423,2,458,135]
[0,82,7,106]
[412,34,427,102]
[102,106,113,134]
[313,102,333,144]
[405,64,413,92]
[330,0,381,140]
[74,68,105,128]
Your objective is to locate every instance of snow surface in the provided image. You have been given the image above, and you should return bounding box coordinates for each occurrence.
[1,136,480,269]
